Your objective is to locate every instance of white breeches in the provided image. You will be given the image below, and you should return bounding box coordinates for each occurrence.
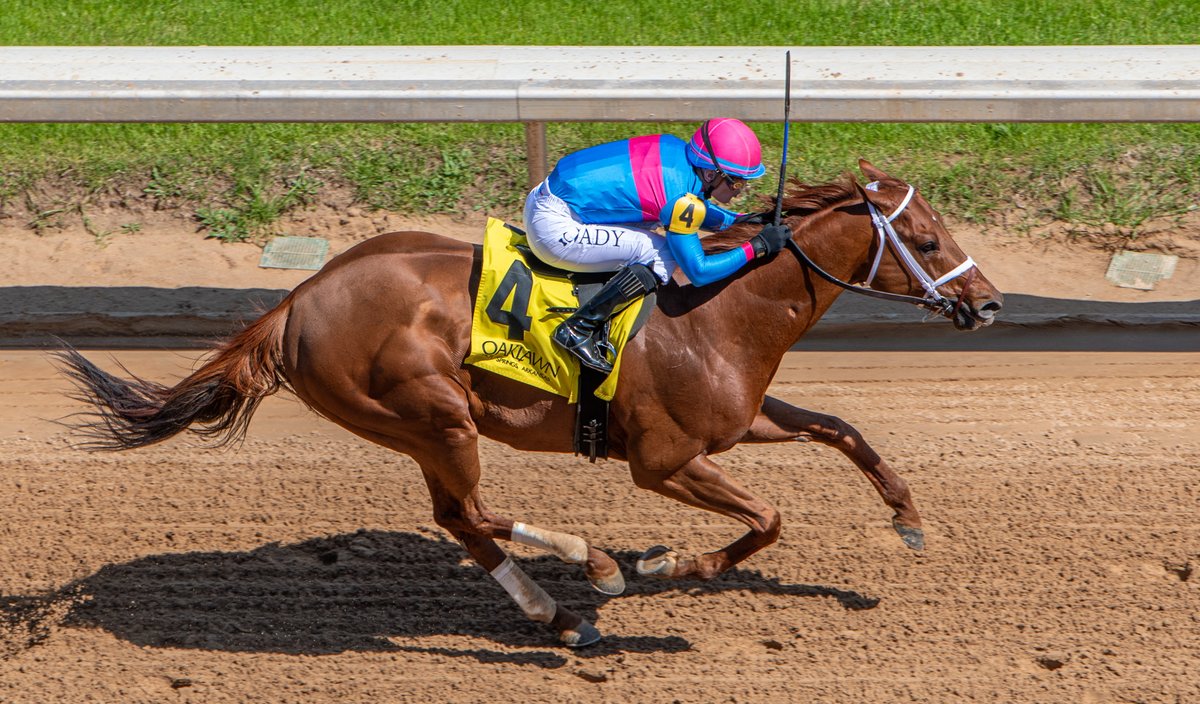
[523,180,676,284]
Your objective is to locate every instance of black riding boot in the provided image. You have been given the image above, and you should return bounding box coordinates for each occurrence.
[553,263,659,373]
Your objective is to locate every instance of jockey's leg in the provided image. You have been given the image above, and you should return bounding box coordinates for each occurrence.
[738,395,924,550]
[524,189,672,373]
[524,179,674,282]
[552,263,659,373]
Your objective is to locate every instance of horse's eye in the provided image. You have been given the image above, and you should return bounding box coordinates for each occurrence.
[918,241,939,254]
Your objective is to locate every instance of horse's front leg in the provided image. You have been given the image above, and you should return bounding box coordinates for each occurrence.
[739,394,924,550]
[631,454,781,580]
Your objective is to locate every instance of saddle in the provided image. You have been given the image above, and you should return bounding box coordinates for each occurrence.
[467,219,655,462]
[516,238,657,461]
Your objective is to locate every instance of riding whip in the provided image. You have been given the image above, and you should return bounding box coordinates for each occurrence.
[773,50,791,227]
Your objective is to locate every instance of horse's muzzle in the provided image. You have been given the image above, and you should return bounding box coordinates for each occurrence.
[953,296,1003,330]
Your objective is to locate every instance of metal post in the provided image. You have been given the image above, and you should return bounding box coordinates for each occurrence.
[525,121,548,190]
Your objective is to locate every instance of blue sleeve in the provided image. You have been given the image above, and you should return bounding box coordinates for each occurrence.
[666,233,751,287]
[701,202,740,231]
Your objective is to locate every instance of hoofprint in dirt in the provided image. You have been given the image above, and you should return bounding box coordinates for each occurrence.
[1,349,1196,703]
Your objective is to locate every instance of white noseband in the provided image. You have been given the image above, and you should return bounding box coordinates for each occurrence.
[861,182,975,310]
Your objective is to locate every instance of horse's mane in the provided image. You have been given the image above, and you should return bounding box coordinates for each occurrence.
[706,173,860,250]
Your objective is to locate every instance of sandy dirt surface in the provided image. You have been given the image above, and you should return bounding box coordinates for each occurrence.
[0,349,1198,703]
[1,208,1198,702]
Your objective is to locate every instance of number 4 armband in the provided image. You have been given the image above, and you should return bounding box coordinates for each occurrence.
[665,193,706,235]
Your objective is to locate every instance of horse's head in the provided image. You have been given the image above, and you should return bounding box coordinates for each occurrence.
[850,159,1003,330]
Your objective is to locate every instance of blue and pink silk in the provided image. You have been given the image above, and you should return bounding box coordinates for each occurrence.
[546,134,755,286]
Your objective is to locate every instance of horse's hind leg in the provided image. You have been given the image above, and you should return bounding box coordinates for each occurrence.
[400,430,607,648]
[325,383,607,646]
[393,404,623,596]
[505,521,625,595]
[740,395,924,550]
[420,478,602,647]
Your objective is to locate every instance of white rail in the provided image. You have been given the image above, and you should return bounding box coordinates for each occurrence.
[2,45,1197,182]
[2,45,1197,122]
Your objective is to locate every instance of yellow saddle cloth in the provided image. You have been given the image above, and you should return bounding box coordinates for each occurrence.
[466,218,644,403]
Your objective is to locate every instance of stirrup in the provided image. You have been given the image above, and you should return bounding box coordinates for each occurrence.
[568,339,613,374]
[553,321,612,373]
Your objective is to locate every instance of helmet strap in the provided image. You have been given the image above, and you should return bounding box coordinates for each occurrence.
[698,119,727,199]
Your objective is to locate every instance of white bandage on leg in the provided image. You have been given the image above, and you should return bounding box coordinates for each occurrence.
[489,557,557,623]
[511,522,588,564]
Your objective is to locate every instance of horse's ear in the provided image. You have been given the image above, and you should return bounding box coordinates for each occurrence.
[851,171,876,206]
[858,158,890,183]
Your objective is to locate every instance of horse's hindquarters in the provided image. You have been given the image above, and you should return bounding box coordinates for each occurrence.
[278,232,577,456]
[280,234,478,439]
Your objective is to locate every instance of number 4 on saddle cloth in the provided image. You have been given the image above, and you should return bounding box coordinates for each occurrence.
[467,219,655,458]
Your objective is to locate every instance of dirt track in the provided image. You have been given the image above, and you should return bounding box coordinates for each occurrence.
[0,348,1197,703]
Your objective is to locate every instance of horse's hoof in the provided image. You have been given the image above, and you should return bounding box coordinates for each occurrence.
[636,545,678,578]
[892,519,925,551]
[588,566,626,595]
[559,619,601,648]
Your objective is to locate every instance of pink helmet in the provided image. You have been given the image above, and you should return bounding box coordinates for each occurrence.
[685,118,766,179]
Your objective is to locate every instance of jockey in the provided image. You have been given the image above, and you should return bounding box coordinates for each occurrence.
[524,117,792,374]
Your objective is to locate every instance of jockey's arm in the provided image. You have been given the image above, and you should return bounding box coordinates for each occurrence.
[661,194,754,287]
[699,199,741,231]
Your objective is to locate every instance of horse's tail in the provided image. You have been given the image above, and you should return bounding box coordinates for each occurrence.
[56,294,296,451]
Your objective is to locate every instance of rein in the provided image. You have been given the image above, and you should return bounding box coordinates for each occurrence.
[784,238,946,312]
[780,183,976,317]
[760,52,973,318]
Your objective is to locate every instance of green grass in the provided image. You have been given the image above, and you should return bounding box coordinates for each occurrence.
[3,0,1198,45]
[1,1,1198,241]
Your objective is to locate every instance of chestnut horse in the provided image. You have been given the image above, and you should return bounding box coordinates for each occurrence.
[56,160,1002,647]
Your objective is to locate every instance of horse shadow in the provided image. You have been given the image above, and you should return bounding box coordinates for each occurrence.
[1,530,878,666]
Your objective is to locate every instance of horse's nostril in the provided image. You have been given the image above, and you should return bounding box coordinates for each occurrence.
[980,300,1002,313]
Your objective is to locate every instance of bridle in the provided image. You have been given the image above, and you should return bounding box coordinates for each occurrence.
[763,51,976,320]
[781,182,978,318]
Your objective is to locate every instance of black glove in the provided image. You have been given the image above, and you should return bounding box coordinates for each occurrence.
[748,223,791,259]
